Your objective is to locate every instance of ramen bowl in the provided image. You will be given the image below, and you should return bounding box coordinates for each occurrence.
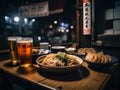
[36,54,83,73]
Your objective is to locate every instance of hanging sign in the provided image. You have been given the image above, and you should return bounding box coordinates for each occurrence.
[29,1,49,17]
[83,0,91,35]
[20,1,49,18]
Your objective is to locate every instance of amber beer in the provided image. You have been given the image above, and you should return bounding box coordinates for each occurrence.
[17,38,33,67]
[8,37,22,65]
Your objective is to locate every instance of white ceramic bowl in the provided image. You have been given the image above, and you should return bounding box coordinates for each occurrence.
[51,46,66,53]
[66,47,76,54]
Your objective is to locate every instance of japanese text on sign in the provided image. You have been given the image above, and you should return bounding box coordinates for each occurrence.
[83,0,91,35]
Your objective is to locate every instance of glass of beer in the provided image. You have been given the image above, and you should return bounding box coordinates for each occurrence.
[17,38,33,69]
[8,37,22,65]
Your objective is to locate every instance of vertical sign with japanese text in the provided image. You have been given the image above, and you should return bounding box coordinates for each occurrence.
[83,0,91,35]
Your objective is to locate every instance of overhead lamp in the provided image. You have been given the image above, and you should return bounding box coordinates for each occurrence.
[14,16,20,22]
[32,19,35,22]
[70,25,74,29]
[54,20,58,24]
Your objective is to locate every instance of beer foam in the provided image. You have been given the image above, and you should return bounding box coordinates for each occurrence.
[17,39,33,43]
[8,37,21,41]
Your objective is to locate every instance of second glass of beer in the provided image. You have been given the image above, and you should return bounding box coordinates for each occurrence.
[17,38,33,68]
[8,37,22,65]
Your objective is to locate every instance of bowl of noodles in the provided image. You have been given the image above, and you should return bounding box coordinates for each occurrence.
[36,52,83,73]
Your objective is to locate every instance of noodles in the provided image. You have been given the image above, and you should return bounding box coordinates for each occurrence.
[40,52,80,67]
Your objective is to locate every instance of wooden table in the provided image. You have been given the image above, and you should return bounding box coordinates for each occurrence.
[0,59,118,90]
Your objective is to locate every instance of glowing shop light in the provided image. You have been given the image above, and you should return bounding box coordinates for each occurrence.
[24,18,28,24]
[14,16,20,22]
[70,25,74,29]
[32,19,35,22]
[54,20,58,24]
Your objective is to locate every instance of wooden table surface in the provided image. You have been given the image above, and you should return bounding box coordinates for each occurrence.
[0,59,118,90]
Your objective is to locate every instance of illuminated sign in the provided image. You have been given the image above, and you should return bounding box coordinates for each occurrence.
[83,0,91,35]
[20,2,49,18]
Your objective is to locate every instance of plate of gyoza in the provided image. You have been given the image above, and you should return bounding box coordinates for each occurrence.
[83,51,118,68]
[36,52,83,73]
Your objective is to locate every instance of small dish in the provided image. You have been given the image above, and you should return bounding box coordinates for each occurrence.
[32,49,51,54]
[51,46,66,53]
[65,47,76,54]
[32,49,51,64]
